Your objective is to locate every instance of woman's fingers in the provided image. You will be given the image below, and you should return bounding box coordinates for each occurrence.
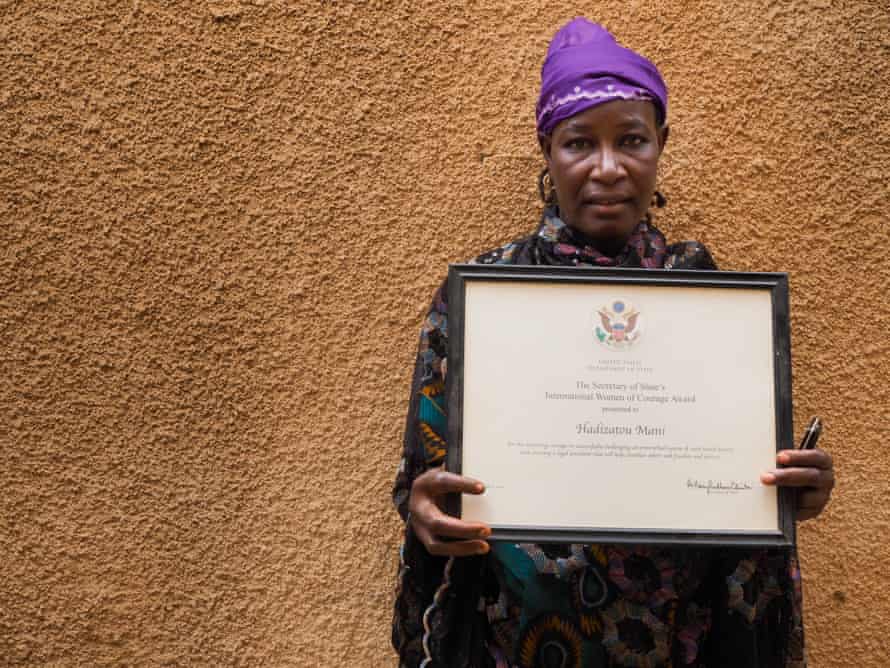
[408,467,491,556]
[414,468,485,496]
[424,510,491,540]
[411,496,490,540]
[759,448,835,521]
[776,448,833,470]
[427,538,490,557]
[761,466,835,489]
[761,447,835,487]
[411,510,490,556]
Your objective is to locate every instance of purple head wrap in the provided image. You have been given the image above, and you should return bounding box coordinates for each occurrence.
[536,18,668,138]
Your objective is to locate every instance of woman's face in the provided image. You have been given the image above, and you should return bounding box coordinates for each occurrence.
[541,99,668,253]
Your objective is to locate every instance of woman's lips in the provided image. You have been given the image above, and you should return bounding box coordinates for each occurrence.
[583,198,631,214]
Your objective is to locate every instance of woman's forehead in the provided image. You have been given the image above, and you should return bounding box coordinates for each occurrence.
[555,99,659,133]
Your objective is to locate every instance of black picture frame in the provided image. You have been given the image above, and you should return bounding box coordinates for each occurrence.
[445,264,796,548]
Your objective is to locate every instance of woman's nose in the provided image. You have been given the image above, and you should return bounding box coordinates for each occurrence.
[590,147,624,183]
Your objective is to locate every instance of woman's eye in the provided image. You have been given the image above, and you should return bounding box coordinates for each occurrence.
[566,138,590,150]
[622,134,647,147]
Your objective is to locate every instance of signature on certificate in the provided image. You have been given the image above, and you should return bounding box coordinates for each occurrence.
[687,479,753,494]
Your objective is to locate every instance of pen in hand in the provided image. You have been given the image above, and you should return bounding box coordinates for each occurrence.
[797,417,822,451]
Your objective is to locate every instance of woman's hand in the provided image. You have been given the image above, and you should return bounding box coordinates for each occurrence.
[761,448,835,521]
[408,468,491,557]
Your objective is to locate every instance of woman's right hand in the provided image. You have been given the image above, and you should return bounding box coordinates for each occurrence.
[408,468,491,557]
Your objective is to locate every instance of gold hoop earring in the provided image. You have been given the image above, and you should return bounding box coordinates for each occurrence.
[538,167,554,203]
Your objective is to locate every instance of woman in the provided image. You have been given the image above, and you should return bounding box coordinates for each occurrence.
[392,18,834,668]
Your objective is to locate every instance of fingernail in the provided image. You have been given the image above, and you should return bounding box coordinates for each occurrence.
[475,484,485,493]
[480,528,491,538]
[761,472,776,485]
[479,543,490,554]
[777,453,791,465]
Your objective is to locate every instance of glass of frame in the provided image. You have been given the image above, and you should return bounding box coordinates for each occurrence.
[445,264,796,547]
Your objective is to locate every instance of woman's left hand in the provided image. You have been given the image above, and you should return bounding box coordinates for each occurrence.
[761,448,835,521]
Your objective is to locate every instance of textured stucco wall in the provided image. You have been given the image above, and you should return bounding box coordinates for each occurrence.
[1,1,887,665]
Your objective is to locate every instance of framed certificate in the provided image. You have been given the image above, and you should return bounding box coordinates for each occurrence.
[445,265,796,547]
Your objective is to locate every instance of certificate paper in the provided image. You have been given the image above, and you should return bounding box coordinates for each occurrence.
[446,266,795,547]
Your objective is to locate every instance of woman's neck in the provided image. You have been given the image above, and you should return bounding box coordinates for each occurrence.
[556,210,634,257]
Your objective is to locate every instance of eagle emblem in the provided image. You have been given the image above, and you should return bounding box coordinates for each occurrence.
[595,299,641,349]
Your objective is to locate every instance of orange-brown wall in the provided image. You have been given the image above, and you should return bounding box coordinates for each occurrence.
[2,1,887,665]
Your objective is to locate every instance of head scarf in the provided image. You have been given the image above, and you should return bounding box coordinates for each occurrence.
[536,18,668,137]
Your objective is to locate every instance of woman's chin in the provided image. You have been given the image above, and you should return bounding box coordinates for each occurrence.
[565,215,637,250]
